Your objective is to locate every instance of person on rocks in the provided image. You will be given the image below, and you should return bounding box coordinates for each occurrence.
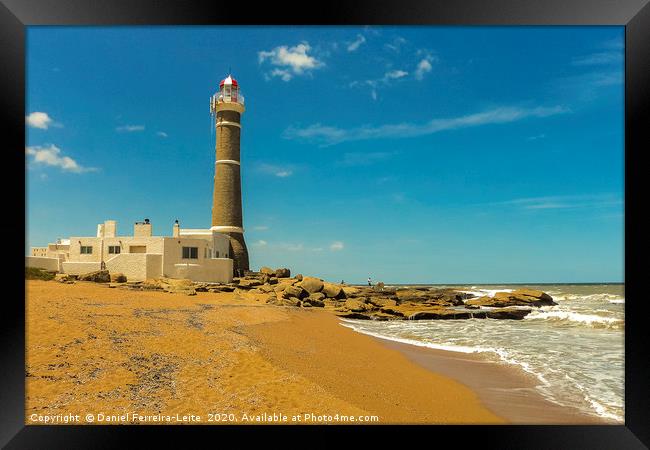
[368,277,372,286]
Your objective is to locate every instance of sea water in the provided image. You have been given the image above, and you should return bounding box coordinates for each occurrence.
[340,284,624,422]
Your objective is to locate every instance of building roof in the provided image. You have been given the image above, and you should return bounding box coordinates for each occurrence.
[219,75,238,88]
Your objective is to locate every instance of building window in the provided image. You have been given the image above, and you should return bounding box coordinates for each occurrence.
[80,246,93,254]
[108,245,121,254]
[215,251,219,258]
[182,247,198,259]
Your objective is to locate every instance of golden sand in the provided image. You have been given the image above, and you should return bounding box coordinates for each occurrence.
[25,280,504,425]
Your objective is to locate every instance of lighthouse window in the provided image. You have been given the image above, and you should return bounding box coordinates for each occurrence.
[182,246,198,259]
[80,246,93,254]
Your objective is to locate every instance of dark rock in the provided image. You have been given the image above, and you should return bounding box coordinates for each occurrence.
[408,310,474,320]
[110,272,127,283]
[336,312,375,320]
[485,308,532,320]
[274,268,291,278]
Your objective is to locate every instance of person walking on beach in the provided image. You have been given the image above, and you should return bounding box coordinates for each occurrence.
[368,277,372,286]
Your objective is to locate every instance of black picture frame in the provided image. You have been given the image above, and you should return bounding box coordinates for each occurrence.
[3,0,648,447]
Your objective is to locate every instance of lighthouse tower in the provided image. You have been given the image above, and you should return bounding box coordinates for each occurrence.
[210,74,249,274]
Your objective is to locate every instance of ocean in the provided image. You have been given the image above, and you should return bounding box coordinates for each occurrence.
[340,283,624,422]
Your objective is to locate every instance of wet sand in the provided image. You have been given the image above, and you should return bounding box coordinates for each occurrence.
[25,280,605,424]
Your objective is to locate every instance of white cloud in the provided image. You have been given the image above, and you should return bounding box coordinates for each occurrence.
[347,34,366,52]
[384,70,408,80]
[253,225,270,231]
[269,69,292,82]
[253,240,268,247]
[284,105,569,146]
[330,241,344,251]
[414,52,439,80]
[156,131,168,138]
[258,42,324,81]
[116,125,145,132]
[493,194,622,211]
[256,163,294,178]
[414,58,433,80]
[26,112,54,129]
[25,144,96,173]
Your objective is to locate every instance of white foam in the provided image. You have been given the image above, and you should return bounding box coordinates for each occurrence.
[608,299,625,304]
[339,321,483,354]
[524,310,623,328]
[458,288,514,298]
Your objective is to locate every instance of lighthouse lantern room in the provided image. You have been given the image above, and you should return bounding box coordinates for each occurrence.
[210,75,245,114]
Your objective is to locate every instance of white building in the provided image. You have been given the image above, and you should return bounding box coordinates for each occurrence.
[27,219,234,283]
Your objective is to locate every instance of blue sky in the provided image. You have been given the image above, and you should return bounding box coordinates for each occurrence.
[26,26,624,283]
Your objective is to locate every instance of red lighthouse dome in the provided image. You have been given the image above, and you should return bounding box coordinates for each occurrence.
[210,73,245,113]
[219,75,238,88]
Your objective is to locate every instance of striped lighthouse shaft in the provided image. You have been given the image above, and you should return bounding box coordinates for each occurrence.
[212,108,249,274]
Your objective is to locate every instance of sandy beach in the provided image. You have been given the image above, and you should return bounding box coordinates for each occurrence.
[25,280,606,424]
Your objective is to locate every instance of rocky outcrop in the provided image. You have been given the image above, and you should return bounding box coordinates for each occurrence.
[105,267,550,322]
[465,289,556,308]
[78,270,110,283]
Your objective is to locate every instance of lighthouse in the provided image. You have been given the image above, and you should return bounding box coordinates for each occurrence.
[210,74,249,275]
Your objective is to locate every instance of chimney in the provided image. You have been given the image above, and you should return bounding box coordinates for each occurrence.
[104,220,117,238]
[134,218,152,237]
[173,219,180,238]
[96,223,105,238]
